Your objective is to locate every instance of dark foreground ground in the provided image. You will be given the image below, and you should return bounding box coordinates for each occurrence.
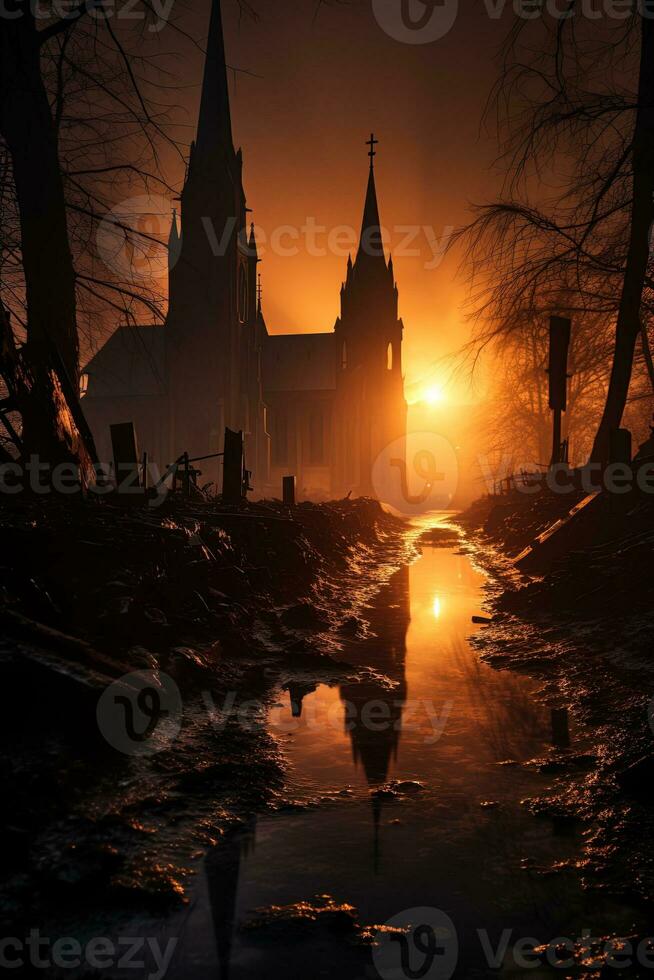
[0,495,412,937]
[3,487,654,976]
[457,486,654,906]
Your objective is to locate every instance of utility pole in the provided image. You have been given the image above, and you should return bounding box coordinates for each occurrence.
[547,316,571,467]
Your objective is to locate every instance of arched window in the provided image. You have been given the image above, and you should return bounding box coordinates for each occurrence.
[341,341,348,370]
[387,342,393,371]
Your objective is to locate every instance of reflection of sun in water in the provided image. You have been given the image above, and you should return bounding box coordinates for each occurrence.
[432,595,442,619]
[423,384,445,406]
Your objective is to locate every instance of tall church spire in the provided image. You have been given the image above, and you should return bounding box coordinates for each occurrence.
[168,208,181,271]
[195,0,234,161]
[356,134,385,266]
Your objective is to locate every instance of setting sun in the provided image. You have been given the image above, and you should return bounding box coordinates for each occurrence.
[423,384,446,406]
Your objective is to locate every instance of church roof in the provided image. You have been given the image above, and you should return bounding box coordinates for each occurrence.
[82,325,166,400]
[263,333,336,392]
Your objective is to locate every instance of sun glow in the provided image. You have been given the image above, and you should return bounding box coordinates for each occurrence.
[422,384,446,406]
[432,595,442,619]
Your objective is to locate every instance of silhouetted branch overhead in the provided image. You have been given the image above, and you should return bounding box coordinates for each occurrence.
[457,11,654,462]
[0,0,201,462]
[37,0,99,46]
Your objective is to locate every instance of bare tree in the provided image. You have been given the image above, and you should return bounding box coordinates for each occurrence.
[482,314,612,470]
[458,8,654,463]
[0,1,189,462]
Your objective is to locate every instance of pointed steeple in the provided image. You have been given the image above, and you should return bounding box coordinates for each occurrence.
[246,222,261,323]
[168,208,181,271]
[356,134,385,266]
[335,135,401,343]
[360,171,381,239]
[195,0,234,161]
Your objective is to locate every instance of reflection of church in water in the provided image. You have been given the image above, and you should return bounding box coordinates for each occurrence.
[340,567,409,791]
[202,566,410,977]
[339,565,410,869]
[82,0,407,499]
[287,565,409,794]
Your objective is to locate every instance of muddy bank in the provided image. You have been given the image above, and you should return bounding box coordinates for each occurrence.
[163,516,654,980]
[457,488,654,906]
[0,495,411,935]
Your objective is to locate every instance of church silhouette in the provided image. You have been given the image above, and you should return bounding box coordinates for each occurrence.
[82,0,407,500]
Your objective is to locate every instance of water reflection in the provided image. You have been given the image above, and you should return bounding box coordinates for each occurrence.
[169,527,625,980]
[551,707,571,749]
[339,564,409,787]
[284,680,318,718]
[205,821,257,980]
[337,565,410,872]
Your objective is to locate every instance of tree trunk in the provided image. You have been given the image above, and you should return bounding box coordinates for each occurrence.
[0,11,79,410]
[590,13,654,464]
[640,315,654,392]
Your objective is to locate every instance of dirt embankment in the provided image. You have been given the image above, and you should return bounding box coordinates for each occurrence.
[457,488,654,905]
[0,495,410,932]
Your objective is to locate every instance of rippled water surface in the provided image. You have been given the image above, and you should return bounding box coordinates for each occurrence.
[167,516,642,979]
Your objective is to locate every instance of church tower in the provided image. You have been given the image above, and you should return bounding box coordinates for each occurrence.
[333,136,407,496]
[165,0,266,483]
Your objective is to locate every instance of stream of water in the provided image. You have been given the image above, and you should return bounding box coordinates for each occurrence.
[165,516,643,979]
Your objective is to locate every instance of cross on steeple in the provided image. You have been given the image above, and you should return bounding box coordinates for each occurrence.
[366,132,378,170]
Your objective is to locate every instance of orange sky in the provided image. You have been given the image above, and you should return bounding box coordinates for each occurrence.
[170,0,511,402]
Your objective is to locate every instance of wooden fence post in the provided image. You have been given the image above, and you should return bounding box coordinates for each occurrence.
[222,428,245,504]
[110,422,142,498]
[283,475,296,506]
